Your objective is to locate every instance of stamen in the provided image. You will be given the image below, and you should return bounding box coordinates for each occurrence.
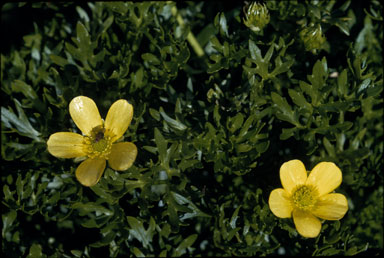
[291,185,318,211]
[92,138,109,152]
[83,125,113,159]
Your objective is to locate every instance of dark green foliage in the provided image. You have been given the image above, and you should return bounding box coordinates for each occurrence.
[1,1,383,256]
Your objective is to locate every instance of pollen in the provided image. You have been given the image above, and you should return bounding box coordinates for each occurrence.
[83,126,113,159]
[291,185,319,211]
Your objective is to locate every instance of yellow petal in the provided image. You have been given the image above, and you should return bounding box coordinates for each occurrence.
[108,142,137,171]
[104,99,133,142]
[69,96,103,135]
[269,188,293,218]
[312,193,348,220]
[306,162,342,196]
[280,159,307,194]
[293,209,322,238]
[47,132,85,158]
[75,158,106,187]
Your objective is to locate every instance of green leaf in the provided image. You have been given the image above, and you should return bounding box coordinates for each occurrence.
[131,67,145,90]
[159,107,187,131]
[70,250,83,257]
[207,54,228,73]
[308,57,328,91]
[100,15,114,35]
[164,142,178,169]
[46,191,60,205]
[2,210,17,239]
[173,234,198,256]
[49,54,68,67]
[247,40,274,80]
[15,174,24,202]
[149,108,161,121]
[72,202,113,217]
[237,114,256,139]
[213,105,221,126]
[334,20,350,36]
[210,36,223,52]
[178,159,200,171]
[171,192,211,221]
[3,185,15,202]
[337,69,348,97]
[299,80,317,106]
[280,127,297,140]
[76,6,90,23]
[196,23,217,47]
[104,2,129,15]
[142,53,161,65]
[365,81,383,97]
[332,121,353,132]
[248,40,262,61]
[11,80,37,100]
[357,78,372,96]
[175,43,190,64]
[218,12,229,37]
[227,113,244,133]
[127,216,155,248]
[154,127,167,164]
[255,140,270,153]
[271,92,297,125]
[27,243,45,258]
[76,21,91,50]
[229,206,241,229]
[264,43,274,63]
[323,137,336,157]
[271,92,292,113]
[236,143,253,153]
[288,88,313,113]
[1,99,42,142]
[132,247,145,257]
[159,250,167,257]
[270,58,294,77]
[65,21,98,69]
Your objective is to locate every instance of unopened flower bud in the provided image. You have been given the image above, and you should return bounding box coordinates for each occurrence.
[300,24,326,52]
[243,2,270,32]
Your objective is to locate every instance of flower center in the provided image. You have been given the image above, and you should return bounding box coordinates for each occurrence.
[291,185,318,211]
[83,125,113,159]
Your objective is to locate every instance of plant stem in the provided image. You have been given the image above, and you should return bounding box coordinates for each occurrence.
[171,5,205,57]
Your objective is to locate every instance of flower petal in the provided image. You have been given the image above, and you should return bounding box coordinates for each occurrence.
[280,159,307,194]
[269,188,293,218]
[108,142,137,171]
[293,209,322,238]
[312,193,348,220]
[69,96,103,135]
[47,132,85,158]
[307,162,342,196]
[75,158,106,187]
[104,99,133,142]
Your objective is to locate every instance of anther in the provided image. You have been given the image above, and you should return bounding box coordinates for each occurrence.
[291,185,318,211]
[83,125,113,159]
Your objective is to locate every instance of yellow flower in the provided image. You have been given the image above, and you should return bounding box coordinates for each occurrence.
[268,159,348,238]
[47,96,137,187]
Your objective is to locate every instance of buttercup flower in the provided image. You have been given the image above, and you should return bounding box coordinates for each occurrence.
[268,159,348,238]
[47,96,137,187]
